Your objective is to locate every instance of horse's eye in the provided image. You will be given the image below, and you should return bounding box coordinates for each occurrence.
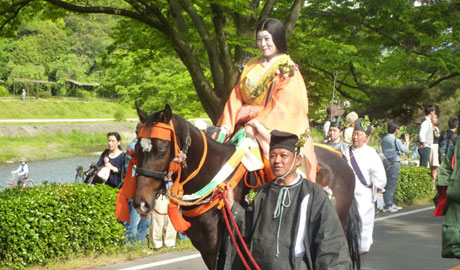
[156,149,168,158]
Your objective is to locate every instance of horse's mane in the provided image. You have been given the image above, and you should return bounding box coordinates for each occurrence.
[143,110,195,148]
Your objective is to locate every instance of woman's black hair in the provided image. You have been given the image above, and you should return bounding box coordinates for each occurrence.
[256,18,287,54]
[107,131,122,150]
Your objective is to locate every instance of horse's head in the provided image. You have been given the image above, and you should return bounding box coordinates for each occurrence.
[133,104,175,217]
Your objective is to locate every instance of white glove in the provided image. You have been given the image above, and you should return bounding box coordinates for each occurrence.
[375,193,385,210]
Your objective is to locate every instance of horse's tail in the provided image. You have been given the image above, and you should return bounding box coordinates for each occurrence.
[346,197,362,270]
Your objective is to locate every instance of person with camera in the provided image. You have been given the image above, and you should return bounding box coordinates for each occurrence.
[95,132,125,188]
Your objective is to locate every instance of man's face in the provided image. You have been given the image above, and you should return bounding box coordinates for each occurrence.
[328,126,341,142]
[352,130,367,148]
[269,148,300,178]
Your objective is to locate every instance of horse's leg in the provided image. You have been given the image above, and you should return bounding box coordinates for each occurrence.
[185,208,223,270]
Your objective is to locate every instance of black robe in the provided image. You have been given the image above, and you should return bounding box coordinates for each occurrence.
[218,176,352,270]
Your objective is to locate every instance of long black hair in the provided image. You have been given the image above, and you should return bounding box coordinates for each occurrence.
[256,18,287,54]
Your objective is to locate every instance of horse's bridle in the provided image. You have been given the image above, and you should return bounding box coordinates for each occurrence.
[135,167,167,180]
[135,118,191,183]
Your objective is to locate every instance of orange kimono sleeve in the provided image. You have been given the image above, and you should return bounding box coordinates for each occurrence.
[216,81,243,135]
[255,70,317,181]
[255,69,310,135]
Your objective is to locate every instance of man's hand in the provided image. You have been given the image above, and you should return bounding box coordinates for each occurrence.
[126,148,135,157]
[226,182,234,209]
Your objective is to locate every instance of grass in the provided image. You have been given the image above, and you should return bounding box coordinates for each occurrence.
[0,97,137,120]
[0,131,118,163]
[14,239,196,270]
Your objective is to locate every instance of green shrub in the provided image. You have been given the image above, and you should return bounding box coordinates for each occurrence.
[394,166,433,205]
[0,183,125,269]
[0,85,9,96]
[114,107,126,122]
[40,90,52,98]
[76,89,91,99]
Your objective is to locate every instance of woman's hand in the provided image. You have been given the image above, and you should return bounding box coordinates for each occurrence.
[244,125,256,138]
[106,162,118,173]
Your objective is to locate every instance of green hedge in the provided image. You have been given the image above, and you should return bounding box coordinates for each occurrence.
[394,166,433,205]
[0,183,125,269]
[0,85,9,96]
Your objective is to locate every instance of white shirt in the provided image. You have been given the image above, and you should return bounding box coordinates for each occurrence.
[419,116,433,147]
[12,164,29,177]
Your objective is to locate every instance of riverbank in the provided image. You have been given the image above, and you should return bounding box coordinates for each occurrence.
[0,97,137,120]
[0,122,137,163]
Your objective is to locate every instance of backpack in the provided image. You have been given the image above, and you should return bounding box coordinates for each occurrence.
[439,131,456,163]
[376,147,392,169]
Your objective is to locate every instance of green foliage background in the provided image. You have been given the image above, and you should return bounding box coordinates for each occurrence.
[0,184,125,269]
[1,1,460,122]
[394,166,433,205]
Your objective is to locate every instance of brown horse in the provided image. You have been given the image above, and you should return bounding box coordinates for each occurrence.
[133,105,360,269]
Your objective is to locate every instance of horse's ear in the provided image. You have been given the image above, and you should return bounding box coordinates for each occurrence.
[162,104,172,123]
[136,103,148,123]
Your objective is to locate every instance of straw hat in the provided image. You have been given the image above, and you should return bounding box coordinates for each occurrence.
[345,112,359,127]
[20,157,27,162]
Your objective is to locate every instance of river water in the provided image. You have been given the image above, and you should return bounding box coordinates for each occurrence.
[0,155,100,187]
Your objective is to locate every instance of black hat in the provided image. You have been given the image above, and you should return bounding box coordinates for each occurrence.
[270,130,298,153]
[354,118,372,136]
[330,116,342,129]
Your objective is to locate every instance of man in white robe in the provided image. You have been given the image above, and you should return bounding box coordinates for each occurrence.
[344,118,386,253]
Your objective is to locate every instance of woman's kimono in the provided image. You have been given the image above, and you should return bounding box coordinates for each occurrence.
[217,54,317,181]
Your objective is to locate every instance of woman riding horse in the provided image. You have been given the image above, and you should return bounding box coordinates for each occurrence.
[217,18,317,182]
[132,105,360,270]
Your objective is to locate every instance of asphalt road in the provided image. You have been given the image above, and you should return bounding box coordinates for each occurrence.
[95,204,460,270]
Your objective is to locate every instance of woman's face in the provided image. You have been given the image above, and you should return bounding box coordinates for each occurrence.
[107,135,120,151]
[432,114,438,125]
[257,30,279,61]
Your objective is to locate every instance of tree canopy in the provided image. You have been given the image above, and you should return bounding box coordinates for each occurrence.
[1,0,459,124]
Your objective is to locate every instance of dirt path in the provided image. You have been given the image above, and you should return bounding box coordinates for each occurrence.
[0,122,138,138]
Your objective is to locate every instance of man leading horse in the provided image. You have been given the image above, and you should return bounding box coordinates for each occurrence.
[221,130,352,269]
